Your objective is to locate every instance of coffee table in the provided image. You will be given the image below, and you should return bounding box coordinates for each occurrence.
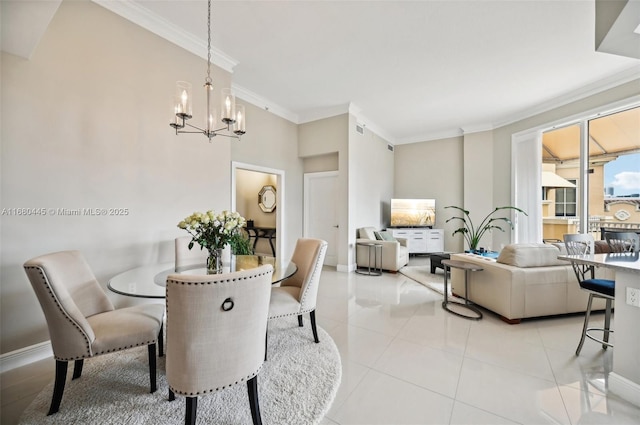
[429,252,451,274]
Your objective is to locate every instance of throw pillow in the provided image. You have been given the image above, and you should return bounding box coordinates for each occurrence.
[378,231,397,242]
[497,243,565,267]
[374,231,383,240]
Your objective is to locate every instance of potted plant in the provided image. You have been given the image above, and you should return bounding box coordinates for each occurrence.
[445,206,527,253]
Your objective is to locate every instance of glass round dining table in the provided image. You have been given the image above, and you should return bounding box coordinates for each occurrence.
[107,255,297,299]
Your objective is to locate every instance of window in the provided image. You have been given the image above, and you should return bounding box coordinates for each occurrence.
[555,179,577,217]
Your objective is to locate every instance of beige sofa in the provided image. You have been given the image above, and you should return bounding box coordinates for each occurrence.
[356,227,409,272]
[450,243,612,323]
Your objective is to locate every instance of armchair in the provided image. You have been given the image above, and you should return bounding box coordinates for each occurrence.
[356,227,409,272]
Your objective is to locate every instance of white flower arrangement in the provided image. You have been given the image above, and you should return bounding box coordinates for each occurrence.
[178,210,251,254]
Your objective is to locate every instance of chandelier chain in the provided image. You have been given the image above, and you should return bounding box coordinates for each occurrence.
[206,0,212,84]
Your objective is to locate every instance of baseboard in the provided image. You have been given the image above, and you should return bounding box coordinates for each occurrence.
[609,372,640,407]
[0,340,53,373]
[336,262,356,273]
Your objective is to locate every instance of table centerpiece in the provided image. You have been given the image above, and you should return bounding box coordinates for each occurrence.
[178,210,252,273]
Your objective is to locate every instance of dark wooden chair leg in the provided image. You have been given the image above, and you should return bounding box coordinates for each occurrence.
[47,360,68,415]
[298,315,303,327]
[185,396,197,425]
[72,359,83,380]
[310,310,319,343]
[247,375,263,425]
[169,389,175,401]
[158,323,164,357]
[148,343,157,393]
[264,327,268,361]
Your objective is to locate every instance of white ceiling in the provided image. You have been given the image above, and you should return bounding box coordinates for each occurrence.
[4,1,640,144]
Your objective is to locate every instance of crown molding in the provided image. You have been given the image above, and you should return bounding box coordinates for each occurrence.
[461,124,495,135]
[298,104,351,125]
[232,83,299,124]
[395,128,464,145]
[494,65,640,129]
[92,0,237,73]
[347,103,395,144]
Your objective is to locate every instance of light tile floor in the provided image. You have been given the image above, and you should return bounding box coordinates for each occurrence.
[2,256,640,425]
[316,257,640,425]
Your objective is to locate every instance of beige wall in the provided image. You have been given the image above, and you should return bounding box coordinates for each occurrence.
[393,136,464,252]
[347,115,395,266]
[303,153,339,173]
[463,130,496,250]
[298,113,394,269]
[0,1,301,354]
[298,115,352,269]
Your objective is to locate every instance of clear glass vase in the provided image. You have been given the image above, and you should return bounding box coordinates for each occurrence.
[206,248,223,274]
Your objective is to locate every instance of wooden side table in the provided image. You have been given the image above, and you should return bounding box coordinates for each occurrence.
[355,242,382,276]
[442,259,483,320]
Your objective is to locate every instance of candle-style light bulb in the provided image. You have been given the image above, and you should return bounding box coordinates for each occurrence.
[234,104,246,135]
[181,90,188,110]
[175,81,192,119]
[221,88,236,124]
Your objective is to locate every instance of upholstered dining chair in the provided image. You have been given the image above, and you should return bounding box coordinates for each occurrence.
[563,234,615,355]
[23,250,165,415]
[604,231,640,253]
[268,238,328,346]
[166,264,273,425]
[174,236,208,272]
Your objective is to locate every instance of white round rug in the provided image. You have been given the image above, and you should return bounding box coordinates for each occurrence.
[19,317,341,425]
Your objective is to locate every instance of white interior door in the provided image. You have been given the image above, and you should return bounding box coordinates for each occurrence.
[304,171,338,266]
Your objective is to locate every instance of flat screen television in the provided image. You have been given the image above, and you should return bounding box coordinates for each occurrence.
[390,199,436,227]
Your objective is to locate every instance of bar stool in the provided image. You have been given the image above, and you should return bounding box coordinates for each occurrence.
[563,234,615,355]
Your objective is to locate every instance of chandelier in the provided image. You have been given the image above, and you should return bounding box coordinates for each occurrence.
[170,0,245,141]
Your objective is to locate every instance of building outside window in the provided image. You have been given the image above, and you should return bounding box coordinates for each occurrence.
[555,179,577,217]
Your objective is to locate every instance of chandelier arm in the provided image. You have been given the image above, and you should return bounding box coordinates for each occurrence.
[183,122,207,132]
[179,122,239,140]
[211,133,240,140]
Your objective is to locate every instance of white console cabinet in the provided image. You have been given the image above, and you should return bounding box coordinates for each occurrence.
[388,228,444,254]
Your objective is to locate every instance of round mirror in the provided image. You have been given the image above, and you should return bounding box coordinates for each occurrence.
[258,185,276,213]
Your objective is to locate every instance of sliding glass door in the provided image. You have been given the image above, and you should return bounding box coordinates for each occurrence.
[541,107,640,241]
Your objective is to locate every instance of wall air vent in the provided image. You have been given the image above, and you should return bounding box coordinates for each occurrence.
[388,144,394,152]
[356,124,364,135]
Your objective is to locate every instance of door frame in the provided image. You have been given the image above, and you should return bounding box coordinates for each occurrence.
[231,161,285,259]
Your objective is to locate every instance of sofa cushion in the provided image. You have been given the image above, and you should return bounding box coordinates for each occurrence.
[359,227,377,240]
[497,243,566,267]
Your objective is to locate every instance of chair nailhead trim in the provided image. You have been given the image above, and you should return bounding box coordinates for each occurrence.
[169,366,262,396]
[166,269,272,287]
[25,266,93,358]
[299,244,327,308]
